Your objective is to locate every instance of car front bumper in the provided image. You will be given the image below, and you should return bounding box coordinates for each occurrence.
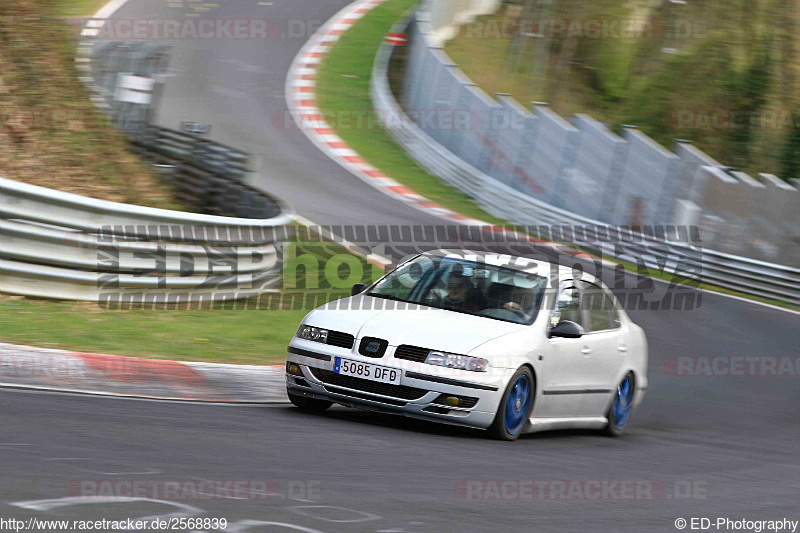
[285,342,510,429]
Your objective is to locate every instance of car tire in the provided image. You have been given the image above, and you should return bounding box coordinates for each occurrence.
[604,373,635,437]
[287,391,333,412]
[488,367,535,441]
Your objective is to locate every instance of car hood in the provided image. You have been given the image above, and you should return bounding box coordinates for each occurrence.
[305,295,526,354]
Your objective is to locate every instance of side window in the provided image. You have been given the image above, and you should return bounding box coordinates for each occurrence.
[582,282,618,332]
[610,296,621,329]
[551,285,582,327]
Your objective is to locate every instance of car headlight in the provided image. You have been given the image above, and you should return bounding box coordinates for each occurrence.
[296,325,329,344]
[425,351,488,372]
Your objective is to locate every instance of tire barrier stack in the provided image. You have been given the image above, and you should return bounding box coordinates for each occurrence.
[132,125,284,220]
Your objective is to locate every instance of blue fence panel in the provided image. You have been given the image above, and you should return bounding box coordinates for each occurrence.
[442,68,476,157]
[490,96,535,188]
[431,62,463,148]
[402,22,426,109]
[406,32,437,114]
[562,114,628,223]
[507,109,539,196]
[673,140,720,205]
[612,128,680,226]
[451,84,487,170]
[526,106,579,205]
[471,92,504,177]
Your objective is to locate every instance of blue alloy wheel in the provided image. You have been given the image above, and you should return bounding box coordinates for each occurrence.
[504,374,531,435]
[613,375,634,430]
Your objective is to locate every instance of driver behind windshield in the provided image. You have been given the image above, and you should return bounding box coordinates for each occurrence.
[503,285,536,322]
[443,274,482,312]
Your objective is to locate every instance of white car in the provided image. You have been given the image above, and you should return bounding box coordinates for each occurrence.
[285,250,648,440]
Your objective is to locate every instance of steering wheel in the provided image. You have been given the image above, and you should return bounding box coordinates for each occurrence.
[424,290,444,307]
[480,308,524,322]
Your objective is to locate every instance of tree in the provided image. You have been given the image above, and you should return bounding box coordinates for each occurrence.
[726,43,772,169]
[779,118,800,181]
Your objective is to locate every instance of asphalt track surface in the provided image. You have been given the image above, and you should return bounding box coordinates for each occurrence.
[144,0,447,228]
[2,0,797,531]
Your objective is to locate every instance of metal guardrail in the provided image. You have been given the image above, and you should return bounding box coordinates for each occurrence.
[371,16,800,306]
[0,177,292,302]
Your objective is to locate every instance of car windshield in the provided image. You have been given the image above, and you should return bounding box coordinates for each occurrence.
[366,255,547,324]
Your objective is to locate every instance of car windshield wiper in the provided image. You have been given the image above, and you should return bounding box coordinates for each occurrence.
[365,293,409,303]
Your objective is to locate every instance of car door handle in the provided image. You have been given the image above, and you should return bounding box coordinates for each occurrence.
[618,345,628,353]
[581,346,592,355]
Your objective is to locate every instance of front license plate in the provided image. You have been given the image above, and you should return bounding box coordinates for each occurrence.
[334,358,402,385]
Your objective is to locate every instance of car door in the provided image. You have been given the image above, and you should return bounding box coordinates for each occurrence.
[577,281,626,417]
[540,281,591,418]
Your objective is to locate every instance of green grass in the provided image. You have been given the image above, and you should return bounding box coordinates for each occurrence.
[0,241,384,365]
[51,0,111,18]
[0,298,305,366]
[314,0,506,225]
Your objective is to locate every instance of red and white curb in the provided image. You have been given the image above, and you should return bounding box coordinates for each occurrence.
[283,0,603,264]
[0,342,288,403]
[285,0,487,226]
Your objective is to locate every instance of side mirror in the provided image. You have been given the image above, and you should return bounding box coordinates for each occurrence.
[549,320,584,339]
[351,283,368,296]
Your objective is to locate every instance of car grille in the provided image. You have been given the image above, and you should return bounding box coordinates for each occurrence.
[358,337,388,358]
[309,368,427,400]
[326,330,355,349]
[432,393,479,409]
[394,345,430,363]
